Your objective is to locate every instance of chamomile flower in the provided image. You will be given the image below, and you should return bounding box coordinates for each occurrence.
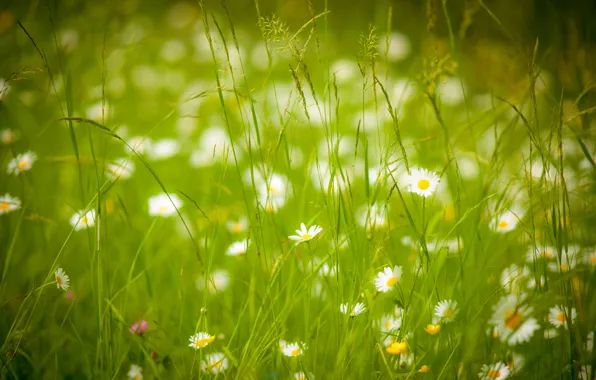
[127,364,143,380]
[55,268,70,291]
[526,245,556,262]
[0,194,21,215]
[490,294,539,345]
[407,168,440,197]
[583,250,596,268]
[478,362,510,380]
[196,270,230,293]
[147,138,180,161]
[282,342,305,357]
[226,239,249,256]
[201,352,228,374]
[7,151,37,175]
[226,217,248,233]
[548,305,576,328]
[501,265,530,294]
[148,193,183,217]
[378,314,402,333]
[490,211,520,233]
[106,158,135,180]
[289,223,323,245]
[69,209,96,230]
[434,299,459,323]
[293,372,314,380]
[189,332,215,349]
[374,266,403,293]
[339,302,366,317]
[126,136,152,154]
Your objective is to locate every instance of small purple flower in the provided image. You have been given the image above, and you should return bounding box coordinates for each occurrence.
[130,320,149,335]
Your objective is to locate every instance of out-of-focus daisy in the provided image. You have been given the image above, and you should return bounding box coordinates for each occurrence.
[478,362,510,380]
[201,352,228,374]
[424,322,441,335]
[374,266,403,293]
[0,194,21,215]
[501,265,529,294]
[357,204,388,230]
[226,239,249,256]
[126,136,152,155]
[330,59,358,85]
[583,250,596,268]
[526,245,556,262]
[1,128,15,144]
[340,302,366,317]
[548,305,576,328]
[490,294,539,345]
[378,32,411,62]
[196,269,230,293]
[127,364,143,380]
[55,268,70,291]
[318,262,337,277]
[147,138,180,161]
[490,211,521,233]
[378,314,402,333]
[70,209,96,230]
[257,173,291,212]
[548,251,578,273]
[407,168,440,197]
[289,223,323,245]
[129,320,149,335]
[226,217,248,233]
[434,299,458,323]
[293,372,314,380]
[7,151,37,175]
[506,352,524,373]
[106,158,135,180]
[189,332,215,349]
[148,193,183,217]
[282,342,305,357]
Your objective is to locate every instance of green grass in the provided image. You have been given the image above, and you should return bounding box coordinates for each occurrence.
[0,0,595,379]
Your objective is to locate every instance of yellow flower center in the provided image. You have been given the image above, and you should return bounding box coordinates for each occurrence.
[384,321,392,329]
[556,313,566,323]
[291,348,301,356]
[233,223,243,232]
[197,336,214,347]
[56,276,63,285]
[419,365,430,373]
[302,233,312,240]
[386,276,398,287]
[417,179,430,190]
[81,217,88,224]
[443,309,453,318]
[487,370,501,379]
[498,220,509,229]
[386,341,407,355]
[504,311,521,329]
[18,160,29,170]
[159,205,168,213]
[561,263,569,272]
[424,324,441,335]
[542,250,553,258]
[0,202,9,210]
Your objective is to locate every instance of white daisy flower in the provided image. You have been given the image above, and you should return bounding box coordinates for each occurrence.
[282,342,305,357]
[357,204,388,230]
[378,32,411,62]
[201,352,228,374]
[478,362,510,380]
[7,151,37,175]
[294,372,314,380]
[126,136,152,154]
[584,250,596,268]
[106,158,135,180]
[196,270,230,293]
[226,239,249,256]
[0,194,21,215]
[490,294,539,345]
[189,332,215,349]
[127,364,143,380]
[147,138,180,161]
[70,209,96,231]
[500,265,530,294]
[339,302,366,317]
[526,245,556,262]
[490,211,520,233]
[434,299,459,323]
[1,128,16,144]
[226,217,248,233]
[257,173,291,212]
[378,314,402,333]
[55,268,70,291]
[548,251,578,273]
[289,223,323,245]
[407,168,440,197]
[548,305,576,328]
[148,193,183,217]
[506,352,525,373]
[374,266,403,293]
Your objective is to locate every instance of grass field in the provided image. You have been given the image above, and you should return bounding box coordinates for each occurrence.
[1,0,596,379]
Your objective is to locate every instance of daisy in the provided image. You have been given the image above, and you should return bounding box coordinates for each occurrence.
[126,136,152,154]
[289,223,323,245]
[583,250,596,268]
[506,352,525,373]
[424,323,441,335]
[69,209,96,230]
[526,245,556,262]
[378,314,402,333]
[196,270,230,293]
[106,158,135,180]
[374,266,403,293]
[7,151,37,175]
[282,342,305,357]
[548,305,576,328]
[147,138,180,161]
[407,168,440,197]
[318,262,337,277]
[148,193,183,217]
[226,217,248,233]
[500,265,530,294]
[1,128,15,144]
[0,194,21,215]
[490,294,539,345]
[293,372,314,380]
[226,239,249,256]
[357,204,388,230]
[127,364,143,380]
[490,211,520,233]
[434,299,459,323]
[478,362,510,380]
[55,268,70,291]
[201,352,228,374]
[339,302,366,317]
[188,332,215,349]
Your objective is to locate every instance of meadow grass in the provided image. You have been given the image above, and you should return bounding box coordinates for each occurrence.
[0,0,595,379]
